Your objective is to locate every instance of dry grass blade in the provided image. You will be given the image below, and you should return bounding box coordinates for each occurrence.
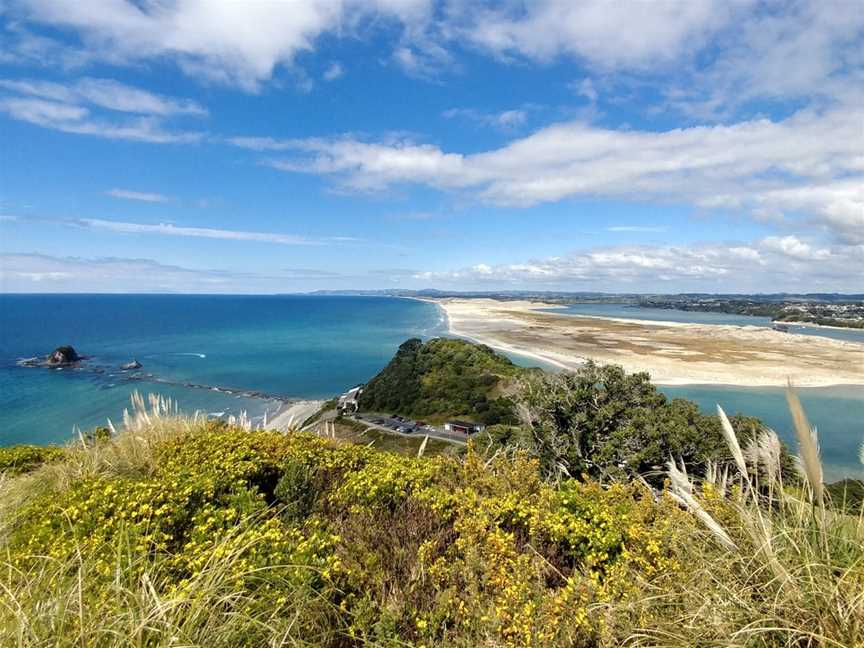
[417,434,429,458]
[785,381,823,506]
[716,404,748,480]
[667,459,737,551]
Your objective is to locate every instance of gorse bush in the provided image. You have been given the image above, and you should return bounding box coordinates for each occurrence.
[0,394,694,647]
[0,444,65,475]
[0,376,860,647]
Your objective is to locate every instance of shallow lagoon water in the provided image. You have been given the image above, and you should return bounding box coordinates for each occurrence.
[547,302,864,344]
[659,384,863,482]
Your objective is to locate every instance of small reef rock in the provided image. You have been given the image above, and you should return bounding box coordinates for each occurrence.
[120,359,142,370]
[17,345,82,368]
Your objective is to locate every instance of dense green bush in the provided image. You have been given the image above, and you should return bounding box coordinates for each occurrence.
[358,337,523,424]
[482,362,784,484]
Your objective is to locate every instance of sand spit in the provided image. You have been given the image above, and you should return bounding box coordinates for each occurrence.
[432,298,864,387]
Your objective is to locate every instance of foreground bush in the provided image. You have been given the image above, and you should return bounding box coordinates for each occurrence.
[0,444,65,476]
[0,396,692,647]
[0,391,860,646]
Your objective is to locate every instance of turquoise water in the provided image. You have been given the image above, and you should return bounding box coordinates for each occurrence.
[660,385,863,482]
[546,303,864,344]
[1,295,861,480]
[1,295,445,445]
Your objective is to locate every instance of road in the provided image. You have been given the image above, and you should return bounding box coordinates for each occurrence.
[352,413,471,445]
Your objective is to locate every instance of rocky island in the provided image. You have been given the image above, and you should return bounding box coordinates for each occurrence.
[17,345,83,368]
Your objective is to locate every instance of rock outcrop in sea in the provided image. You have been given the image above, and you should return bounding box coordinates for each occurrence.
[17,345,82,367]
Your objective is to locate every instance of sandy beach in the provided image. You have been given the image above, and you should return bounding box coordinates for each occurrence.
[431,298,864,387]
[267,399,326,431]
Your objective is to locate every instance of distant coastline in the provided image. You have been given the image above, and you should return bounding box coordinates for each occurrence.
[779,320,864,331]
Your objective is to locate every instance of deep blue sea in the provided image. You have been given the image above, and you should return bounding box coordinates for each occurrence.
[1,295,862,481]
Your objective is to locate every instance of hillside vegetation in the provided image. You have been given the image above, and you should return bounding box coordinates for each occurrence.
[357,337,524,424]
[0,355,862,646]
[486,362,775,484]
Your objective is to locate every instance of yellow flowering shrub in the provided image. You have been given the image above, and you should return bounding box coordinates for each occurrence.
[2,422,693,647]
[0,443,65,475]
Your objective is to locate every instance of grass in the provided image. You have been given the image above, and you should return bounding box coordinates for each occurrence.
[649,387,864,645]
[0,390,861,646]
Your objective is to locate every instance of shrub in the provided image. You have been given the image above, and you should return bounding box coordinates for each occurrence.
[0,403,692,647]
[1,389,855,647]
[491,362,783,484]
[0,444,65,475]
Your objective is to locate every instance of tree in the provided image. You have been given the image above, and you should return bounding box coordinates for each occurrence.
[488,362,771,484]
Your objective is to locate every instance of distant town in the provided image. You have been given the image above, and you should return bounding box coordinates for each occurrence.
[309,290,864,329]
[638,297,864,329]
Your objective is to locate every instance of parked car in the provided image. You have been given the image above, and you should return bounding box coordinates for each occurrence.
[397,425,414,433]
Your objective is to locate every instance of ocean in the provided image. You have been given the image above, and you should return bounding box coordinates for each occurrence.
[0,295,445,444]
[1,294,862,480]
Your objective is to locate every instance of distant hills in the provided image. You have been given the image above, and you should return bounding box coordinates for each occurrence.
[307,288,864,303]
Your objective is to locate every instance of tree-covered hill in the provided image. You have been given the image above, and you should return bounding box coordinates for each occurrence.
[357,337,525,424]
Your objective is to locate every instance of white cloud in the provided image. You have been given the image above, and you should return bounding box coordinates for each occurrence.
[607,226,668,233]
[415,236,862,292]
[225,136,298,151]
[249,101,863,244]
[0,77,206,116]
[752,181,864,245]
[454,0,738,69]
[666,1,864,118]
[443,107,528,129]
[12,0,434,91]
[0,253,266,293]
[77,219,317,246]
[0,253,370,293]
[5,0,862,117]
[0,96,203,142]
[761,235,831,261]
[0,77,206,143]
[572,78,598,103]
[323,62,344,81]
[105,189,172,203]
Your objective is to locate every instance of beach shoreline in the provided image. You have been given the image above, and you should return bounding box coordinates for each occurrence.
[266,399,326,431]
[429,298,864,387]
[779,320,864,332]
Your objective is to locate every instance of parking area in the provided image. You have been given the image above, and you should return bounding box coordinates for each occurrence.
[352,413,473,444]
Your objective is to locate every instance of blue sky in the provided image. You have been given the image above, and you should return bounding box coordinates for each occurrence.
[1,0,862,293]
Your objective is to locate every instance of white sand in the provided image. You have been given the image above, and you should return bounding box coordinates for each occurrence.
[267,399,326,431]
[432,298,864,387]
